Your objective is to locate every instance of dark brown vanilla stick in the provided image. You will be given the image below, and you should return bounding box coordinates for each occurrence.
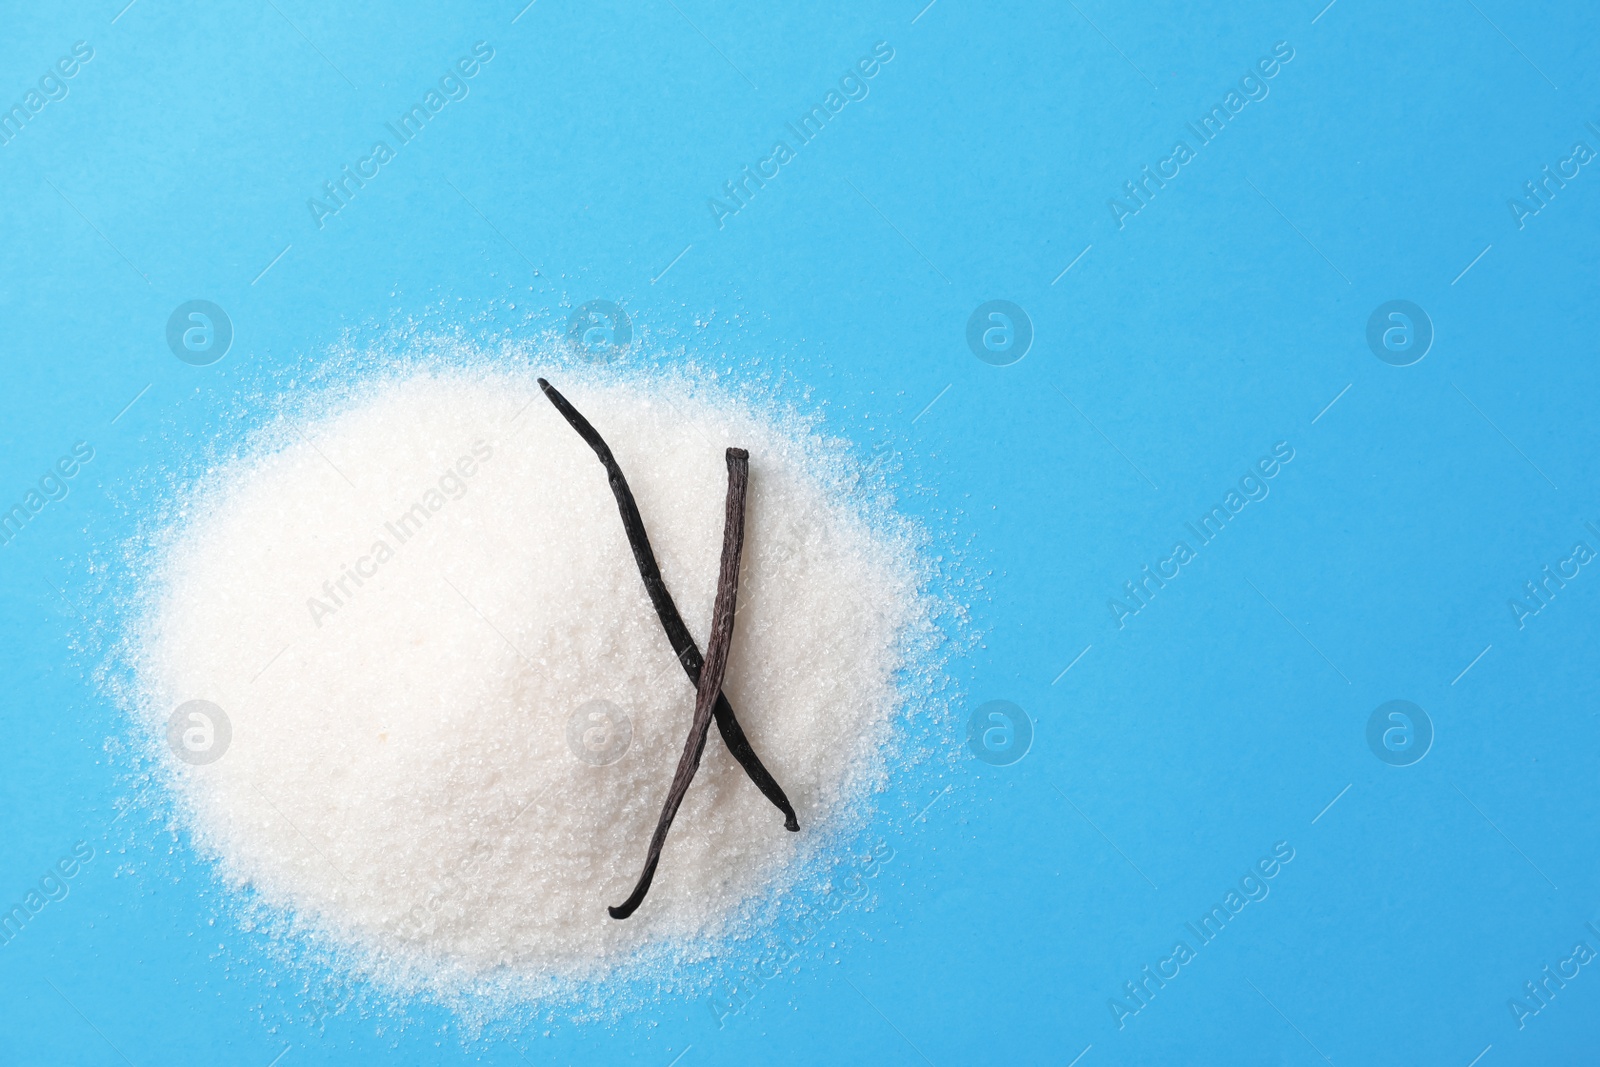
[538,378,799,832]
[610,448,750,920]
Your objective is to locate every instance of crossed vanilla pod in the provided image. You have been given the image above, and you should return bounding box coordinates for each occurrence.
[538,380,797,919]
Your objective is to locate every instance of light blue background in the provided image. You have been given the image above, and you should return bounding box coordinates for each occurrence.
[3,0,1599,1063]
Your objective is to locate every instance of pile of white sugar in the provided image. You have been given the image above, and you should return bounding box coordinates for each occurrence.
[124,363,932,1000]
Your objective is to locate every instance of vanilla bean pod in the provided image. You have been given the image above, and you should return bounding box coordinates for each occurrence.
[538,378,798,832]
[610,447,750,919]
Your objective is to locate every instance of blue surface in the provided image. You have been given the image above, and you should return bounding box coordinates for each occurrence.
[3,0,1599,1063]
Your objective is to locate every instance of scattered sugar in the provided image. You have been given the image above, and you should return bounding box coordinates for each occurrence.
[123,362,936,1004]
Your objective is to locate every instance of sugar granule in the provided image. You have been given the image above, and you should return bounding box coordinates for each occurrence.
[127,365,932,997]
